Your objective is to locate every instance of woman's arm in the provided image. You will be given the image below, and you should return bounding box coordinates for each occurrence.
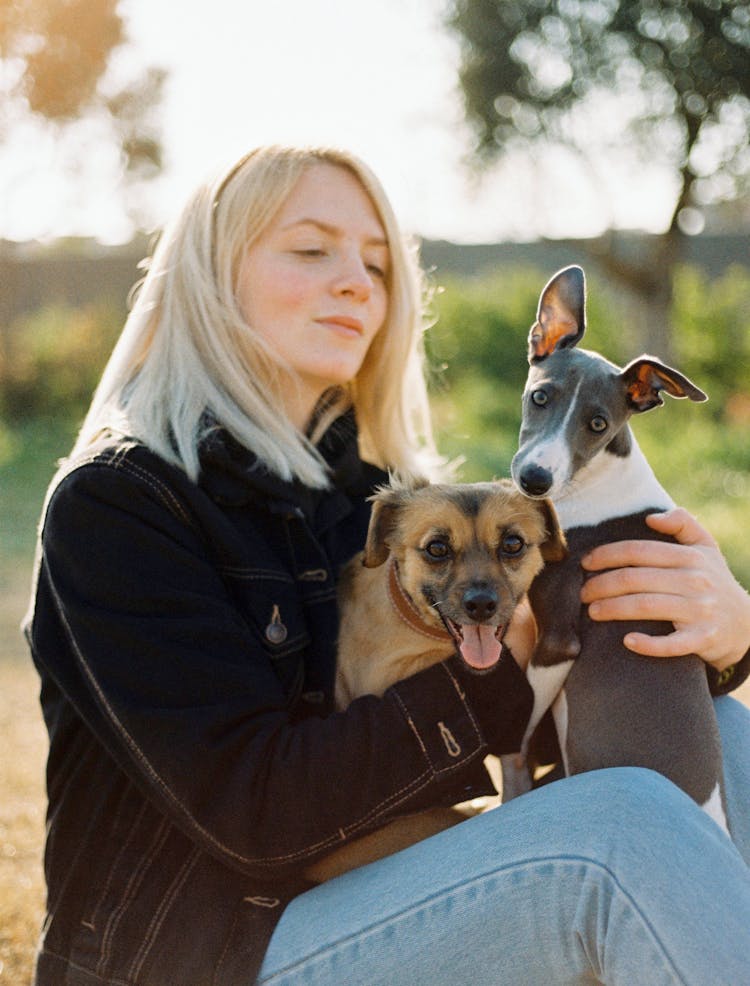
[580,508,750,683]
[31,456,531,878]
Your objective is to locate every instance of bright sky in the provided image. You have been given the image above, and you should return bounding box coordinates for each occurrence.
[1,0,679,245]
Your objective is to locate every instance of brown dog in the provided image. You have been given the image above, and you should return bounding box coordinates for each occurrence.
[305,478,566,882]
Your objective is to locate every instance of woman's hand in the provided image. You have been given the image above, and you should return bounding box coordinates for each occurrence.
[580,508,750,672]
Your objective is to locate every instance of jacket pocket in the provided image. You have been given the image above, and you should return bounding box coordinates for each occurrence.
[219,566,311,703]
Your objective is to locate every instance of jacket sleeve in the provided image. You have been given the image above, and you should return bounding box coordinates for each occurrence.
[29,458,533,879]
[707,646,750,696]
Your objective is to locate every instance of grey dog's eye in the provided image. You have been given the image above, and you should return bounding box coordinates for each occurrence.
[590,415,608,433]
[500,533,525,557]
[425,539,451,560]
[531,389,548,407]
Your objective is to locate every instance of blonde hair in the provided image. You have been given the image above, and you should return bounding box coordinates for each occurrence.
[72,145,442,488]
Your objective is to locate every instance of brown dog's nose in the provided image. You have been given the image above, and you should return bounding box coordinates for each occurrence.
[462,587,498,622]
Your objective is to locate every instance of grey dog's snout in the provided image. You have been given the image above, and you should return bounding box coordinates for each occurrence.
[462,586,498,622]
[519,464,553,498]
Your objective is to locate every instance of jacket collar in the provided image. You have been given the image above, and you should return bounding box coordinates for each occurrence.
[196,408,374,520]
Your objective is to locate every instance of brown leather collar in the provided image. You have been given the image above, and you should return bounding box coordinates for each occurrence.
[387,559,453,643]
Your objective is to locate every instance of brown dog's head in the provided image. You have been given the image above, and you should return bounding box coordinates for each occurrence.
[364,478,566,671]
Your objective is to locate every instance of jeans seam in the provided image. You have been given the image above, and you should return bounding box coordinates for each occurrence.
[258,854,686,985]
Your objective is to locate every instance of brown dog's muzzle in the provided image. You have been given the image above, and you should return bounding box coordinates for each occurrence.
[462,586,498,621]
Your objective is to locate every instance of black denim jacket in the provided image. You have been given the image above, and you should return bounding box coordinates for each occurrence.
[24,416,538,986]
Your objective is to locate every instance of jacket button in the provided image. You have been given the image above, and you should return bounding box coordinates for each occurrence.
[717,665,735,687]
[265,605,288,644]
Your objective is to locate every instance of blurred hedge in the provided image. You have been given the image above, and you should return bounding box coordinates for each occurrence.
[2,262,747,432]
[0,302,121,420]
[0,262,747,581]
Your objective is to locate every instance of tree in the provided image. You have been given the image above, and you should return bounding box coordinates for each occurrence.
[0,0,165,225]
[447,0,750,356]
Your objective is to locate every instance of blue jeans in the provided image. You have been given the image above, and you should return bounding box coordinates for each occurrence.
[257,697,750,985]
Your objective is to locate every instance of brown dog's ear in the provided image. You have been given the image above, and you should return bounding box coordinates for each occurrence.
[362,495,402,568]
[621,357,707,413]
[529,266,586,363]
[538,499,568,562]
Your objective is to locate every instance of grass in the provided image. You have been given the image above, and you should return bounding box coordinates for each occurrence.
[0,414,748,983]
[0,658,47,985]
[0,416,74,985]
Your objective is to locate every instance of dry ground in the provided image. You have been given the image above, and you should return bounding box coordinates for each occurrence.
[2,568,749,984]
[1,576,46,986]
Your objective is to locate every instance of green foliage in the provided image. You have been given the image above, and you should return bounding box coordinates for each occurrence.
[8,0,124,120]
[672,265,750,412]
[0,264,747,586]
[0,303,120,420]
[0,417,77,565]
[426,268,539,474]
[447,0,750,214]
[445,0,750,349]
[0,0,164,177]
[427,263,750,585]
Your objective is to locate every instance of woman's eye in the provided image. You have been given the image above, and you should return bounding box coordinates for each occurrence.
[590,415,608,433]
[531,389,548,407]
[294,248,326,258]
[425,540,451,560]
[366,263,386,279]
[499,533,525,557]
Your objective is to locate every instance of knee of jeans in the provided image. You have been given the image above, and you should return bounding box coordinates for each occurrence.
[572,767,694,840]
[715,694,749,741]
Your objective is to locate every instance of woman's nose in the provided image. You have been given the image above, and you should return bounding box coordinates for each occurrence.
[332,252,373,301]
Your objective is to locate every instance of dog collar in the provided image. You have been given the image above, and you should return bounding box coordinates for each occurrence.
[387,559,453,643]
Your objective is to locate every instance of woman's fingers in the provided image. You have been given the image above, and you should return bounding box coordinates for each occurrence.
[580,508,750,670]
[645,507,719,549]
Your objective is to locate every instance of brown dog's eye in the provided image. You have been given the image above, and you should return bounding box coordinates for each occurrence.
[424,539,451,560]
[499,534,525,557]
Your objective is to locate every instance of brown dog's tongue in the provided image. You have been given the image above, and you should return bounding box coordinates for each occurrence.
[459,625,502,670]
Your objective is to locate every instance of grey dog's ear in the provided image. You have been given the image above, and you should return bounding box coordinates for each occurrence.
[528,265,586,363]
[538,498,568,562]
[621,356,707,412]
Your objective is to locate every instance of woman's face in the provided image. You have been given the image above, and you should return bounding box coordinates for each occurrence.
[237,162,390,428]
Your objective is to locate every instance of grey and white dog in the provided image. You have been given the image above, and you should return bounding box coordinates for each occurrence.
[502,265,728,837]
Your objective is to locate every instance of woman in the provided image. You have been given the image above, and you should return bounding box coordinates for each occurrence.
[26,145,750,985]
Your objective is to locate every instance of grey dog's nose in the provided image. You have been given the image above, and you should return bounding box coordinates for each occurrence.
[463,587,498,622]
[519,464,553,497]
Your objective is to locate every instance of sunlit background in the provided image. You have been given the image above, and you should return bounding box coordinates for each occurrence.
[1,5,749,981]
[0,0,711,245]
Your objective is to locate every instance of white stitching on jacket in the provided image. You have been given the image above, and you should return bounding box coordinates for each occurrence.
[127,846,201,982]
[96,816,170,977]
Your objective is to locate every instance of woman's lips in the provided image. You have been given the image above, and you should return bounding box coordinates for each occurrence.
[316,316,364,336]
